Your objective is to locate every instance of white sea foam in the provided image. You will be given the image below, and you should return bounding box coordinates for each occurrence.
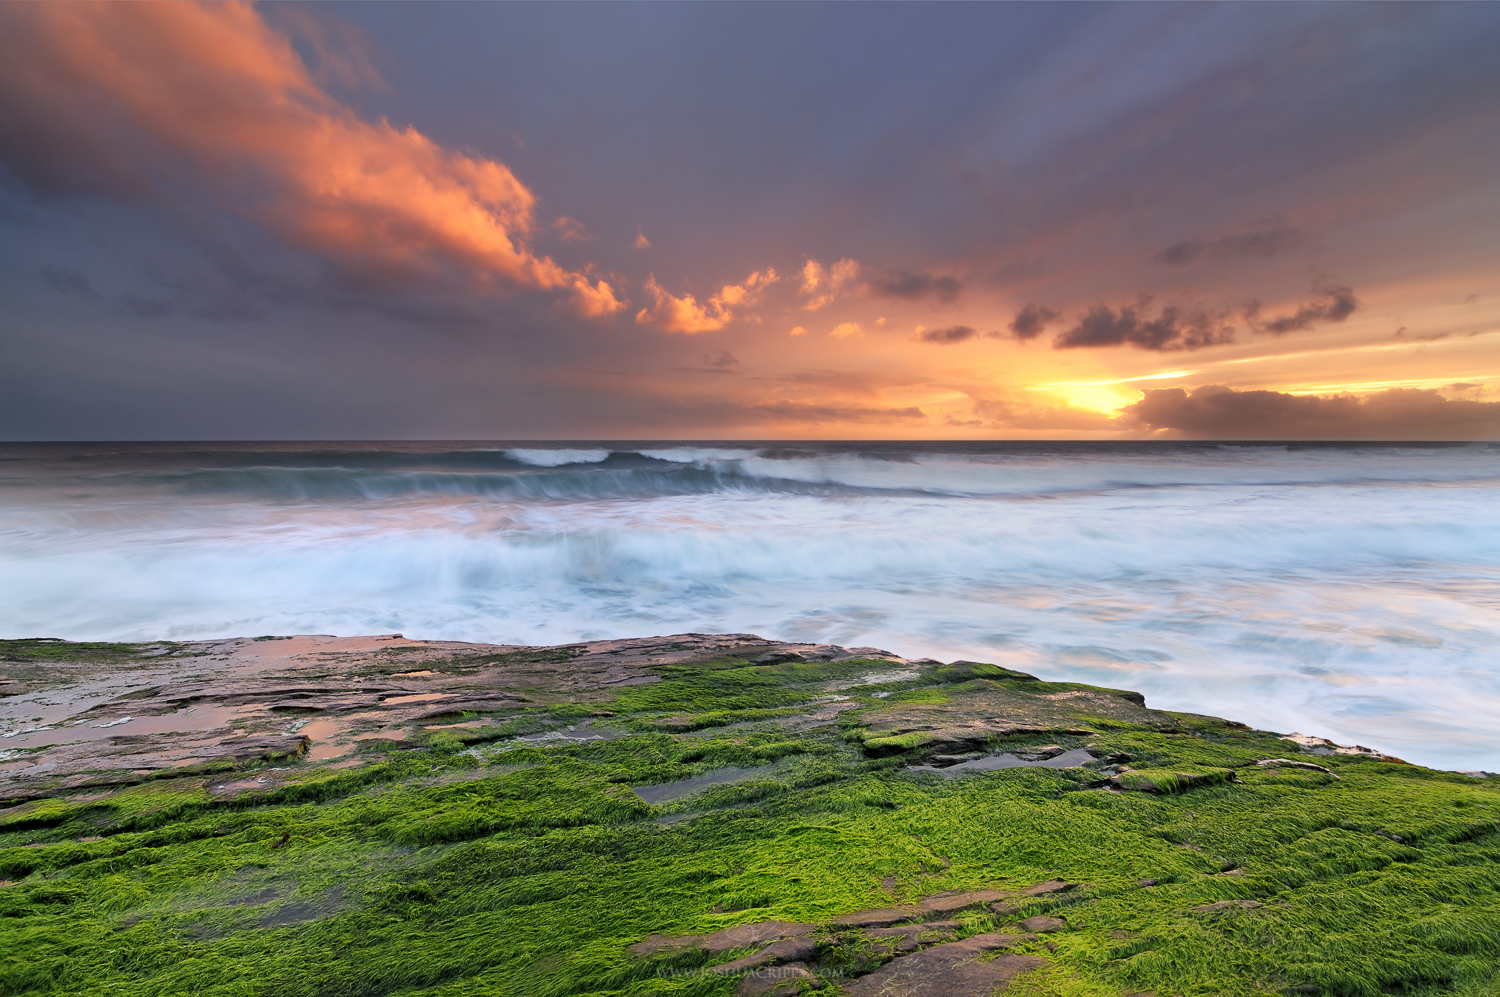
[1,442,1497,769]
[501,448,612,467]
[636,447,761,464]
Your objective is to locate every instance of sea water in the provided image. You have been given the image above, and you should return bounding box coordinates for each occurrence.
[1,441,1497,771]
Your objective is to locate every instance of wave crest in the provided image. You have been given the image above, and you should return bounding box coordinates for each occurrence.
[502,448,611,467]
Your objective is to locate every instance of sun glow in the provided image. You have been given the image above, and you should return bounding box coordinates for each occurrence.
[1045,384,1142,414]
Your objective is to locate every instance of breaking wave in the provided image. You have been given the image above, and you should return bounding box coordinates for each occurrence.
[1,440,1498,769]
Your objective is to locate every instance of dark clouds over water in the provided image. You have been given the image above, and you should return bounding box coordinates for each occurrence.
[1,2,1498,438]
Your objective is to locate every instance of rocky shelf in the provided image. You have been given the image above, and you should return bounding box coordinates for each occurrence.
[1,634,1496,997]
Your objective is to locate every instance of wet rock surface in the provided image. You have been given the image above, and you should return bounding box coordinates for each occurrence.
[3,632,1475,997]
[628,881,1072,994]
[709,935,821,975]
[913,746,1097,777]
[1017,915,1068,933]
[735,963,815,996]
[840,932,1045,997]
[628,919,815,958]
[920,889,1009,912]
[1253,757,1336,775]
[2,629,1253,806]
[830,906,923,928]
[865,920,960,955]
[0,633,892,802]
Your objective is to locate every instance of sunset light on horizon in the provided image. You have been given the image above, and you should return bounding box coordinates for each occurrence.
[2,1,1498,439]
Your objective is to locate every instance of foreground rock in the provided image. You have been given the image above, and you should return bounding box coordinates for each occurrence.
[627,881,1071,995]
[0,633,893,802]
[2,633,1487,997]
[628,920,814,958]
[840,932,1045,997]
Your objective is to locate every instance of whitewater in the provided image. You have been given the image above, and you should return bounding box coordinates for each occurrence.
[1,440,1497,771]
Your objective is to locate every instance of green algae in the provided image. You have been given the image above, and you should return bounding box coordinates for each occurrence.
[1111,768,1237,794]
[0,639,166,663]
[0,648,1497,997]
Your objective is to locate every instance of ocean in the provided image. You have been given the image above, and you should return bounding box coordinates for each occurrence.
[1,440,1497,771]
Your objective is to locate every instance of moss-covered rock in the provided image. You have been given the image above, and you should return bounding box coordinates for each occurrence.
[0,633,1495,997]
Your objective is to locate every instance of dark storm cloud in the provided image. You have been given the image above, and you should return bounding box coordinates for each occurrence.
[1155,225,1305,265]
[1246,282,1359,335]
[1124,385,1500,440]
[1007,304,1057,342]
[916,325,977,344]
[1053,303,1234,352]
[867,270,963,302]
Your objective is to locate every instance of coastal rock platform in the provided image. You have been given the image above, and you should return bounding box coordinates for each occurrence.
[0,633,893,800]
[1,634,1497,997]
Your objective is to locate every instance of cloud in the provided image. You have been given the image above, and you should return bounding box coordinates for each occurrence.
[568,276,627,318]
[1007,304,1057,341]
[970,397,1117,431]
[673,350,741,375]
[769,369,927,398]
[1123,384,1500,440]
[1045,280,1357,352]
[867,268,962,302]
[789,325,808,336]
[1245,281,1358,335]
[799,258,859,310]
[39,262,271,322]
[635,269,777,332]
[1053,301,1234,351]
[0,2,621,316]
[634,228,651,249]
[1156,224,1305,265]
[40,266,96,297]
[551,216,592,242]
[1393,327,1457,343]
[830,321,864,339]
[915,324,977,344]
[752,401,926,423]
[265,5,391,96]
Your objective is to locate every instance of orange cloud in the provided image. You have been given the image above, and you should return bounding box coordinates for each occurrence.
[635,269,777,333]
[799,258,860,310]
[0,1,621,315]
[830,321,864,339]
[567,275,627,318]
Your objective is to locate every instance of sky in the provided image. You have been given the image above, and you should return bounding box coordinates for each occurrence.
[1,1,1498,440]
